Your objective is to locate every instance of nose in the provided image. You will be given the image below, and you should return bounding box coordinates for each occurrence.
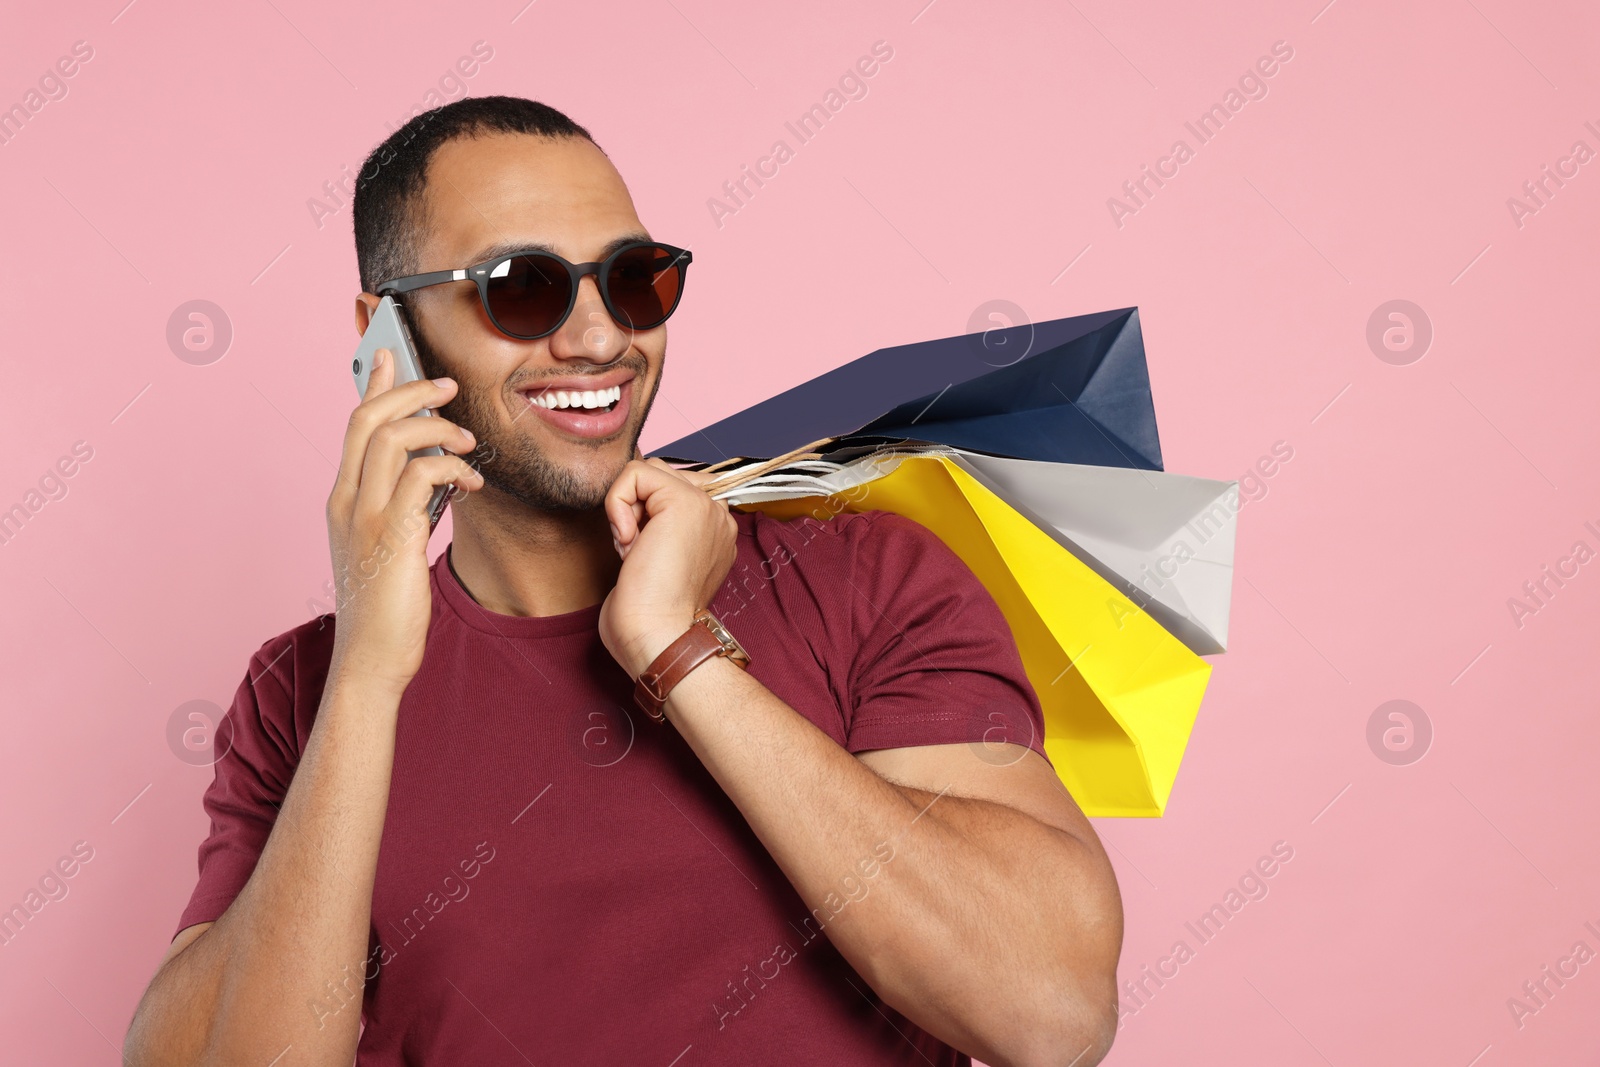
[547,271,628,365]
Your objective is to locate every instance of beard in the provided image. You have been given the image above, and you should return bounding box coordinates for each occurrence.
[407,307,656,512]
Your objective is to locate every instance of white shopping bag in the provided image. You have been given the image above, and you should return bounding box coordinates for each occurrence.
[948,452,1236,655]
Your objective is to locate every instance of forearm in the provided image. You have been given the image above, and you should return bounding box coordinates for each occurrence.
[126,672,402,1067]
[663,659,1119,1066]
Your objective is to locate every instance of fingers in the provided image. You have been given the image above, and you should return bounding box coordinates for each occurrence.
[605,459,727,555]
[606,459,685,547]
[605,463,645,548]
[354,416,477,525]
[383,454,484,531]
[369,345,395,397]
[639,456,720,490]
[331,369,458,522]
[664,464,719,489]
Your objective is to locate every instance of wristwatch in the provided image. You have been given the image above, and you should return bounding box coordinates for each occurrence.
[633,609,751,723]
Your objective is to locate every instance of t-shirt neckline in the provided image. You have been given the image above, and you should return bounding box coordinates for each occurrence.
[433,543,604,638]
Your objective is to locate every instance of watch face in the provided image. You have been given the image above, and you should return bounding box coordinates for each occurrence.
[698,611,750,665]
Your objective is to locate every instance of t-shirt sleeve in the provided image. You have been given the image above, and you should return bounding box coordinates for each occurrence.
[843,511,1049,762]
[173,639,300,939]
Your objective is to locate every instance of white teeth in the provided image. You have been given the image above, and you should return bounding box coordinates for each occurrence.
[529,384,622,410]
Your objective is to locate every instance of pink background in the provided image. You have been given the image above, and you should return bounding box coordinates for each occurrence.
[2,0,1597,1062]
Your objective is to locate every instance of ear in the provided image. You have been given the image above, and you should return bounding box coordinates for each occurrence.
[355,292,381,335]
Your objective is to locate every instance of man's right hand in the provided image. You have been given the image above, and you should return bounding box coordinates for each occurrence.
[325,347,482,695]
[123,351,468,1066]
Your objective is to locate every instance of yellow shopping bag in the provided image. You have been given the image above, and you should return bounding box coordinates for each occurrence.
[741,456,1211,817]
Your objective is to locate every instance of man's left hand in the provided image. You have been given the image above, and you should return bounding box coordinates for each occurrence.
[599,458,738,678]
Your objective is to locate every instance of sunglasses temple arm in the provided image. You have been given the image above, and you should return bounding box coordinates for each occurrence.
[379,269,468,296]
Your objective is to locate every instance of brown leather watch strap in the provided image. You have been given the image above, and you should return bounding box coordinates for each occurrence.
[633,614,731,723]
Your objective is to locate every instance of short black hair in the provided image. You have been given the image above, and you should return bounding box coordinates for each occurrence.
[352,95,598,294]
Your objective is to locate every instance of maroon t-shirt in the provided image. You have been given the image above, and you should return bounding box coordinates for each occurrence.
[179,508,1049,1065]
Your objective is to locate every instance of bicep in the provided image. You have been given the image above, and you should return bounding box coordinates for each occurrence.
[857,742,1096,845]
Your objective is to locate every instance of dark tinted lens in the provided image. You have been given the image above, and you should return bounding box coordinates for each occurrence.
[605,245,686,330]
[485,254,572,338]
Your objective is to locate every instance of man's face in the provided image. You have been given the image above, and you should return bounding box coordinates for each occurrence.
[396,133,665,512]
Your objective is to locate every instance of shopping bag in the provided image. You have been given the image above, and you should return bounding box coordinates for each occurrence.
[653,307,1162,471]
[951,452,1237,655]
[741,455,1212,817]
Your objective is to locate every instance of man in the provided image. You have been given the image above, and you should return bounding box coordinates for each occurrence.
[124,96,1122,1067]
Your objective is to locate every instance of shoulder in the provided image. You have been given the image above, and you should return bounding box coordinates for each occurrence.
[229,612,338,758]
[246,612,337,697]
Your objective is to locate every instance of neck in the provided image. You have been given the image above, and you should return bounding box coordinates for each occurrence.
[444,484,621,617]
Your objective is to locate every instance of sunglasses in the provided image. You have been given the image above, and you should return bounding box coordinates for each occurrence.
[376,240,692,340]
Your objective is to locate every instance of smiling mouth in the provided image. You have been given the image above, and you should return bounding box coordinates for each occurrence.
[524,384,622,413]
[515,377,634,441]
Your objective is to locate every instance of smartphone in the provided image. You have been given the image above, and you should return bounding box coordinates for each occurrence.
[350,295,453,532]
